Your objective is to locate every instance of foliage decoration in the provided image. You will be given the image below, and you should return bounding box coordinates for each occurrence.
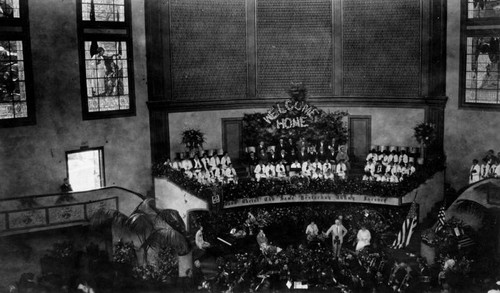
[113,240,137,265]
[181,128,206,150]
[90,198,190,263]
[242,84,349,147]
[413,122,436,147]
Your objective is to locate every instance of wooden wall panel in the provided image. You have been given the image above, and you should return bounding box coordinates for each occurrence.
[256,0,333,98]
[169,0,247,100]
[342,0,422,97]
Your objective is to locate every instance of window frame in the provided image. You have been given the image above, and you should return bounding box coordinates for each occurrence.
[0,0,36,127]
[460,0,500,110]
[76,0,136,120]
[65,146,106,190]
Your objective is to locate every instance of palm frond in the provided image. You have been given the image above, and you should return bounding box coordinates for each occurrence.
[125,210,155,234]
[152,216,190,255]
[89,208,128,228]
[156,209,186,234]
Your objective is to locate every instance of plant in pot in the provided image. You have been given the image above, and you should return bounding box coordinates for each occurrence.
[181,128,206,152]
[413,122,436,165]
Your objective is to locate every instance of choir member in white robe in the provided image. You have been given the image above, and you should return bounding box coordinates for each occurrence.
[275,161,287,178]
[221,152,232,169]
[254,162,267,182]
[336,159,347,179]
[469,159,481,184]
[224,163,238,184]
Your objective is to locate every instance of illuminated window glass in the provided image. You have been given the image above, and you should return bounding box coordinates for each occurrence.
[81,0,125,22]
[78,0,134,119]
[467,0,500,20]
[464,36,500,104]
[84,41,129,112]
[0,40,27,119]
[0,0,34,127]
[0,0,21,18]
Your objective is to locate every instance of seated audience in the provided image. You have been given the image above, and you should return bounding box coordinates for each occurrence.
[247,151,259,177]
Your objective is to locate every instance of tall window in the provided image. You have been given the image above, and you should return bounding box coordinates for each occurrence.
[0,0,35,126]
[77,0,135,119]
[461,0,500,108]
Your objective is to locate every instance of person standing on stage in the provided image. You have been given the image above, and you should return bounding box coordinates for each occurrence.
[305,220,319,242]
[325,219,347,258]
[355,226,371,251]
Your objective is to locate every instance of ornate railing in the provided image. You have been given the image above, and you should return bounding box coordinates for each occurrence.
[0,197,118,236]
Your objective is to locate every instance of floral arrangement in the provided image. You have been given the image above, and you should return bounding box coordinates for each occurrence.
[132,246,178,284]
[414,122,436,146]
[113,240,137,265]
[45,241,76,260]
[181,128,206,150]
[214,245,389,291]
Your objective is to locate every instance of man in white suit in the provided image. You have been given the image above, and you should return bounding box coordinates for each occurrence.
[325,219,348,258]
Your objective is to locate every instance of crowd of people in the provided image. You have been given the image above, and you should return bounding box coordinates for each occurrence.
[165,151,239,185]
[246,137,351,181]
[361,149,417,183]
[469,149,500,184]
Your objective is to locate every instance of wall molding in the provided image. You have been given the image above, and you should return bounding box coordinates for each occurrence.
[147,96,448,113]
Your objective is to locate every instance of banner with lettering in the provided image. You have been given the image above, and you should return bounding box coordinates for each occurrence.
[223,194,402,209]
[242,83,349,147]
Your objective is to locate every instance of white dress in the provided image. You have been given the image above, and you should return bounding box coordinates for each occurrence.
[355,228,371,251]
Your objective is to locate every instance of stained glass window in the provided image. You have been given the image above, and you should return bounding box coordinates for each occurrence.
[462,0,500,109]
[0,0,33,126]
[84,41,129,112]
[467,0,500,20]
[78,0,134,119]
[0,0,20,18]
[81,0,125,22]
[0,40,27,119]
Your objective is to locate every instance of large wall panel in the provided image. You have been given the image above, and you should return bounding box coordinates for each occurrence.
[170,0,247,100]
[256,0,333,98]
[343,0,421,97]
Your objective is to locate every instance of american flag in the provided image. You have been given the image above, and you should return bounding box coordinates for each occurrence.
[435,205,446,233]
[391,202,418,249]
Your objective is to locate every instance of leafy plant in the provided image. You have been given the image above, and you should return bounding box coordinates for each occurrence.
[90,199,190,264]
[414,122,436,147]
[113,240,137,265]
[181,128,206,150]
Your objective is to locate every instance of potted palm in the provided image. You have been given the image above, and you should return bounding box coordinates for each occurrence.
[181,129,206,152]
[413,122,436,165]
[90,199,190,265]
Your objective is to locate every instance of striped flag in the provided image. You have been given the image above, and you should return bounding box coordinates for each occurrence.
[458,234,475,249]
[435,205,446,233]
[391,202,418,249]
